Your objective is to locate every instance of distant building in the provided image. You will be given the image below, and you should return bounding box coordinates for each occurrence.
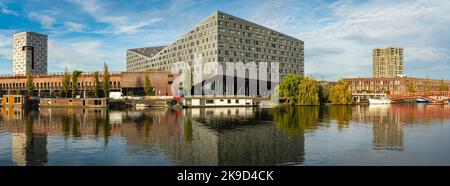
[12,31,48,75]
[343,77,450,94]
[125,11,304,79]
[373,47,404,78]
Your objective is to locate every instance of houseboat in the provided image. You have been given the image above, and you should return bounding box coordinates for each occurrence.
[1,95,30,107]
[182,96,255,107]
[40,98,109,108]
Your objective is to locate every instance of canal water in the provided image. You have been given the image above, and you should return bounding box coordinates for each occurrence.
[1,104,450,166]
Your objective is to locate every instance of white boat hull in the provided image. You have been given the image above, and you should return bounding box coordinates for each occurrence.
[135,103,150,107]
[369,98,391,104]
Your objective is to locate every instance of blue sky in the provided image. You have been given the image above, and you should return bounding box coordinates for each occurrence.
[0,0,449,80]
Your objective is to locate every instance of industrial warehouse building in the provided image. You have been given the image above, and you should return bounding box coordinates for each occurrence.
[0,71,177,97]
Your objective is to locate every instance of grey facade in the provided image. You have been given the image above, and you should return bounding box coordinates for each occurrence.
[126,46,165,72]
[126,11,304,79]
[12,31,48,75]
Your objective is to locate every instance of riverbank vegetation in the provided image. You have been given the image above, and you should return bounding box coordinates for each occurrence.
[278,74,353,105]
[329,80,353,105]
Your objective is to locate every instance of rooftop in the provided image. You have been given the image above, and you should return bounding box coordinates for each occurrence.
[128,46,166,58]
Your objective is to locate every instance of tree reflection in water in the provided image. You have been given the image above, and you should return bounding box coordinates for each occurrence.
[271,106,319,136]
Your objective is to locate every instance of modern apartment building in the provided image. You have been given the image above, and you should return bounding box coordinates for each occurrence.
[373,47,404,78]
[126,46,165,72]
[126,11,304,79]
[12,31,48,75]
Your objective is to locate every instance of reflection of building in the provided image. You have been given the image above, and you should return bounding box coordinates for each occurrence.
[13,31,48,75]
[369,106,403,151]
[372,122,403,151]
[11,133,48,166]
[1,107,24,120]
[373,47,404,78]
[125,11,304,79]
[121,108,305,165]
[187,107,255,117]
[352,105,406,151]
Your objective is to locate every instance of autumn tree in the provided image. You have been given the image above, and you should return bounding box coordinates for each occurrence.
[26,74,34,95]
[278,74,303,104]
[71,70,83,98]
[93,71,100,97]
[297,77,320,105]
[143,75,154,96]
[61,67,70,97]
[329,80,353,105]
[318,81,331,103]
[438,80,448,91]
[408,81,415,92]
[102,63,110,98]
[278,74,320,105]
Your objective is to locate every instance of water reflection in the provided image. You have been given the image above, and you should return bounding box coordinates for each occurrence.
[11,109,48,166]
[187,107,305,165]
[1,104,450,165]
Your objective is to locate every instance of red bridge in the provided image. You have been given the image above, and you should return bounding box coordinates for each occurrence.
[389,91,450,103]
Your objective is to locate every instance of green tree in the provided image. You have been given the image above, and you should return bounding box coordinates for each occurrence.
[319,81,331,103]
[71,70,83,98]
[278,74,303,104]
[329,80,353,105]
[424,79,431,92]
[143,75,154,96]
[102,63,110,98]
[297,77,320,105]
[408,81,415,92]
[26,74,34,95]
[93,71,100,97]
[438,80,448,91]
[61,67,70,97]
[278,74,321,105]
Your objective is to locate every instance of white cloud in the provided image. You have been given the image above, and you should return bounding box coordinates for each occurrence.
[0,1,18,16]
[48,39,123,72]
[0,30,15,60]
[69,0,163,35]
[249,0,450,80]
[63,22,85,32]
[28,12,56,29]
[406,47,450,62]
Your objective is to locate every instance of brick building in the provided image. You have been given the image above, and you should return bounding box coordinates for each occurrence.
[0,71,177,97]
[343,77,450,94]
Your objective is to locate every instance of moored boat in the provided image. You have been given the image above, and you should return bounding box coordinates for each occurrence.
[135,103,150,107]
[369,98,391,104]
[416,98,428,103]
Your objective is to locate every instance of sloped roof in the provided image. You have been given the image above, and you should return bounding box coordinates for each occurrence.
[128,46,166,58]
